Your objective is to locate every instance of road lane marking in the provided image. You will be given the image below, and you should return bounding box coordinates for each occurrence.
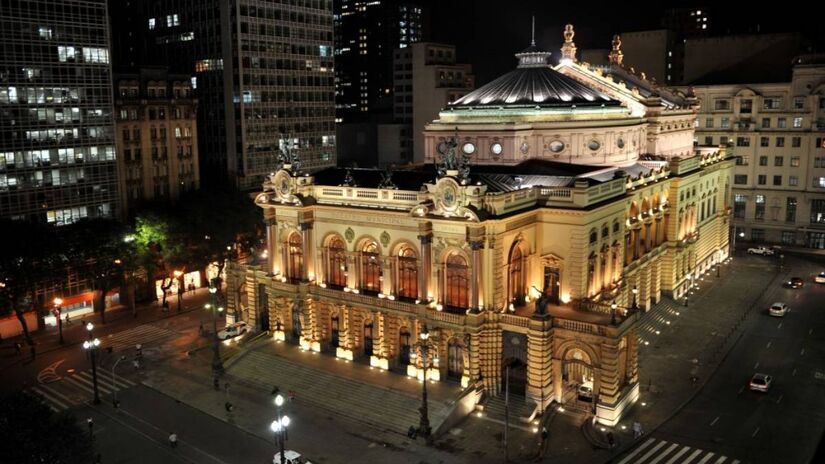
[37,359,66,384]
[752,427,760,438]
[682,449,703,464]
[778,322,783,329]
[636,440,669,464]
[665,446,691,464]
[810,329,814,335]
[777,394,784,404]
[738,386,745,394]
[617,437,656,464]
[793,368,797,376]
[753,362,760,370]
[766,341,772,348]
[31,385,71,410]
[732,460,741,464]
[800,348,805,356]
[697,452,716,464]
[710,416,720,426]
[649,443,679,464]
[714,457,727,464]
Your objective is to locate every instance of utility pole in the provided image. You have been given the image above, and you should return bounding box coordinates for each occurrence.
[504,365,510,462]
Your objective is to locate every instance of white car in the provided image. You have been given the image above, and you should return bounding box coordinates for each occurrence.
[218,321,249,340]
[815,272,825,284]
[768,302,789,317]
[749,373,773,392]
[577,381,594,402]
[747,246,775,256]
[273,450,312,464]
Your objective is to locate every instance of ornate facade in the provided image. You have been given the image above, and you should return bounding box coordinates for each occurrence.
[227,25,733,426]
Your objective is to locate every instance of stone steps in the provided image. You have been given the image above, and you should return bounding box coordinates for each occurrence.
[482,394,537,424]
[228,350,452,435]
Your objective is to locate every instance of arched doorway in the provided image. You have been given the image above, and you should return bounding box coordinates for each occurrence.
[509,243,525,307]
[562,347,596,408]
[330,315,340,348]
[398,329,411,366]
[364,323,374,357]
[447,339,464,381]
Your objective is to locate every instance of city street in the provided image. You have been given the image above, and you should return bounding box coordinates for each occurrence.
[613,254,825,464]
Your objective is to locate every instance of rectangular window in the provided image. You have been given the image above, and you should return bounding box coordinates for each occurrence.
[816,157,824,168]
[794,97,804,109]
[720,136,729,145]
[734,175,748,185]
[813,199,825,224]
[760,137,769,147]
[782,231,795,245]
[786,197,797,223]
[759,156,768,166]
[740,99,752,113]
[149,18,156,29]
[763,98,782,109]
[814,177,825,188]
[758,175,767,185]
[793,117,803,128]
[704,136,713,145]
[755,195,766,221]
[705,117,713,128]
[775,156,784,167]
[715,99,730,110]
[792,137,801,148]
[778,118,787,128]
[734,194,747,219]
[752,229,765,242]
[721,117,731,129]
[736,155,749,166]
[819,138,825,149]
[773,175,782,186]
[736,136,750,147]
[762,118,770,128]
[790,175,799,186]
[776,137,785,147]
[791,156,800,167]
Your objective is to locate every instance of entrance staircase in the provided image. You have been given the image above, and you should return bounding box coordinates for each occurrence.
[478,394,538,431]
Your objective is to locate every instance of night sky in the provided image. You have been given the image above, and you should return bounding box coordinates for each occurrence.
[423,1,823,85]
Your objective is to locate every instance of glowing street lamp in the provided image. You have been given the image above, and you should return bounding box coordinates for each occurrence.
[209,282,224,389]
[611,301,618,325]
[410,325,434,439]
[82,322,102,404]
[631,285,639,310]
[271,393,291,464]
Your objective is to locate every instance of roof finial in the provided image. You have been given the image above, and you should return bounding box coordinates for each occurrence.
[531,15,536,47]
[560,24,577,62]
[608,34,624,66]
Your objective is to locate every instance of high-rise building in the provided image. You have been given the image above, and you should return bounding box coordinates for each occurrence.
[685,55,825,248]
[0,0,120,224]
[334,0,422,123]
[114,68,200,213]
[111,0,336,190]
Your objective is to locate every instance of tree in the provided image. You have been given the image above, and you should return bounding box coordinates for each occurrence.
[0,392,94,464]
[0,220,60,346]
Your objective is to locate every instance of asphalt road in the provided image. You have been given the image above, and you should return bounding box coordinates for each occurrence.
[651,256,825,464]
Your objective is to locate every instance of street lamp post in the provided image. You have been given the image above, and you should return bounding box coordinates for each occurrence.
[631,285,639,311]
[53,297,64,345]
[82,322,101,404]
[174,270,184,312]
[111,355,126,408]
[209,283,225,390]
[610,301,618,325]
[271,394,291,464]
[410,324,433,439]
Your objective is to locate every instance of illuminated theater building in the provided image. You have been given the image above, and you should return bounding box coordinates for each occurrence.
[227,25,732,426]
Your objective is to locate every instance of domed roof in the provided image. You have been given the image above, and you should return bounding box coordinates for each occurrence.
[450,45,621,109]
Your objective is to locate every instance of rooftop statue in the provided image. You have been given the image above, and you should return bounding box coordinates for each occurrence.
[277,134,300,172]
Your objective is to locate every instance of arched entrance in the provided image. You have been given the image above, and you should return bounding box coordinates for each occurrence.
[447,339,464,381]
[502,358,527,397]
[364,323,374,357]
[562,347,596,408]
[330,315,340,348]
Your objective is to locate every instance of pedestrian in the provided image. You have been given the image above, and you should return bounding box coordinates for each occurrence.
[65,313,71,326]
[15,342,22,355]
[541,426,548,444]
[169,432,178,448]
[632,421,642,439]
[87,418,94,437]
[607,432,615,450]
[407,425,417,439]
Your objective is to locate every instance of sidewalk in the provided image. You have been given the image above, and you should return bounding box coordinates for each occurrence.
[0,288,217,371]
[568,256,788,463]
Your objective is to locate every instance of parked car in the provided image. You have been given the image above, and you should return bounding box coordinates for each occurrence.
[747,246,775,256]
[784,277,804,289]
[218,321,249,340]
[749,373,773,392]
[577,381,594,402]
[273,450,312,464]
[768,302,789,317]
[815,272,825,284]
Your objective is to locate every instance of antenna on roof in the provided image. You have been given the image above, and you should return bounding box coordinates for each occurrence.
[531,15,536,47]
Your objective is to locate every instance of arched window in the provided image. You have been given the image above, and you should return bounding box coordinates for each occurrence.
[287,232,303,282]
[509,243,525,306]
[361,241,381,294]
[589,229,598,244]
[587,253,596,296]
[327,237,347,288]
[446,252,469,309]
[397,246,418,300]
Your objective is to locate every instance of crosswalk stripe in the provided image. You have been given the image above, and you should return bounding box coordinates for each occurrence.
[649,443,679,464]
[696,452,715,464]
[97,369,136,388]
[665,446,691,464]
[682,449,703,464]
[637,440,669,464]
[30,385,70,411]
[713,457,726,464]
[67,373,113,395]
[731,460,740,464]
[618,437,657,464]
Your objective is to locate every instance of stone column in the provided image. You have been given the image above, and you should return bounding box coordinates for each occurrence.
[265,218,277,275]
[418,234,432,301]
[596,339,621,425]
[470,240,484,312]
[299,222,312,281]
[526,315,554,412]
